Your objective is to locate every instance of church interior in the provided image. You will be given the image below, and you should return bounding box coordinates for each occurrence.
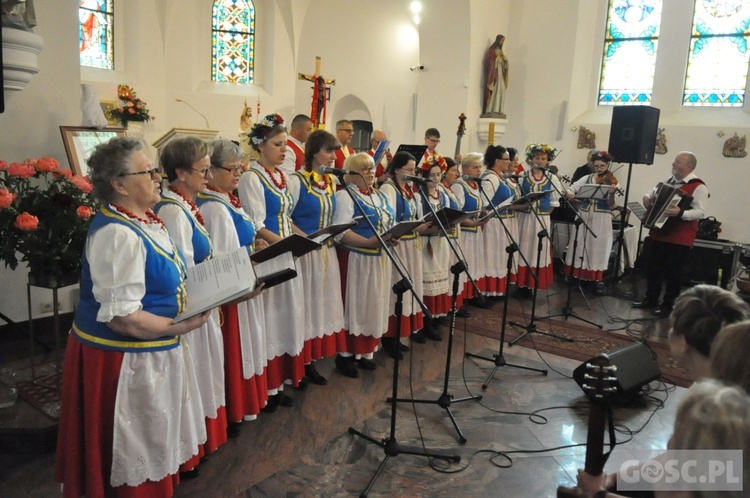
[1,1,749,497]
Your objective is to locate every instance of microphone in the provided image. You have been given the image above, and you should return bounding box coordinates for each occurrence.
[462,175,487,183]
[400,174,429,185]
[502,173,522,180]
[317,166,357,178]
[175,98,211,129]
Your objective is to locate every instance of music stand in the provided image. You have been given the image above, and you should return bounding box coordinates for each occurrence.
[340,182,459,498]
[609,163,639,298]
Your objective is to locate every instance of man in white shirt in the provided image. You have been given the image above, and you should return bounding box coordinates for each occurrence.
[279,114,313,174]
[333,119,356,169]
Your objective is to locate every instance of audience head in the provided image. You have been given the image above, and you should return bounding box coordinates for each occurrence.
[250,114,287,152]
[87,136,153,205]
[424,128,441,152]
[336,119,355,146]
[304,130,340,171]
[208,138,244,193]
[669,285,750,380]
[290,114,313,143]
[160,136,211,183]
[710,321,750,393]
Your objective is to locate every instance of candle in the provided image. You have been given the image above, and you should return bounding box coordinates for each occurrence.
[488,122,495,146]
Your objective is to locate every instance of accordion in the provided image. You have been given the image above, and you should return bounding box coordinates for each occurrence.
[642,182,693,229]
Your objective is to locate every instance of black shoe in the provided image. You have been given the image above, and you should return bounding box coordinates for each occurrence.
[424,327,443,341]
[381,340,404,360]
[653,304,673,317]
[487,295,505,302]
[180,468,200,480]
[632,300,658,309]
[279,393,293,408]
[305,363,328,385]
[335,354,359,378]
[355,358,377,370]
[469,296,494,309]
[261,394,280,413]
[453,307,471,318]
[412,330,427,344]
[295,377,309,391]
[434,316,447,326]
[513,287,533,299]
[226,421,242,438]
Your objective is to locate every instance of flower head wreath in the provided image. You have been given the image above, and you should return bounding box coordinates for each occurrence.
[525,143,559,162]
[421,152,448,173]
[591,150,613,163]
[250,114,286,146]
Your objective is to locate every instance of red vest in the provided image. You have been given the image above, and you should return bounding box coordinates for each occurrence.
[649,178,705,247]
[334,146,355,170]
[288,140,305,170]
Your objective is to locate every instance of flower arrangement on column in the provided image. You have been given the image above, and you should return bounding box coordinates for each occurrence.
[0,158,98,284]
[108,84,155,126]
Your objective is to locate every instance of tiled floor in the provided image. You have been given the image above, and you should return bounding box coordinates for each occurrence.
[0,278,685,497]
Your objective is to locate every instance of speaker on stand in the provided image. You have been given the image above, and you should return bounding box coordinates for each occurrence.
[607,106,660,297]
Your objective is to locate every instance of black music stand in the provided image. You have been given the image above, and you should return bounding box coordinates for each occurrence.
[340,182,459,498]
[609,162,639,298]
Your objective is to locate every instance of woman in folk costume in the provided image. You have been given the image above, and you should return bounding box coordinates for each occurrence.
[287,130,347,385]
[154,136,226,476]
[451,153,491,306]
[418,157,454,340]
[197,138,269,433]
[331,153,396,376]
[379,151,431,356]
[56,137,209,498]
[438,158,470,316]
[564,150,619,282]
[479,144,520,298]
[238,113,305,409]
[515,143,561,294]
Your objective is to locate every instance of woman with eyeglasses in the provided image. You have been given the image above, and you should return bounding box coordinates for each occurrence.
[331,153,396,377]
[197,138,269,435]
[287,130,346,385]
[154,136,226,477]
[480,145,519,298]
[56,137,210,498]
[238,114,306,409]
[380,152,433,356]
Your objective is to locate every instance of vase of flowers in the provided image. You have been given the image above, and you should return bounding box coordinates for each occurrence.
[109,84,155,127]
[0,158,98,285]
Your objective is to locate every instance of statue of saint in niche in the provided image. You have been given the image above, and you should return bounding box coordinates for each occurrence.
[482,34,509,118]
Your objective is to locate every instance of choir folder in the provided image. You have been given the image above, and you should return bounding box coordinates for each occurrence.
[175,234,321,322]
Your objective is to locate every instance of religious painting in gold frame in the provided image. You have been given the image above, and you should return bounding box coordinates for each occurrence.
[99,99,118,126]
[59,126,126,176]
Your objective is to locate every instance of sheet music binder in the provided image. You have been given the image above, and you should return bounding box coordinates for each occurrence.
[395,144,429,168]
[424,207,480,227]
[307,219,359,244]
[250,233,321,263]
[574,184,616,202]
[380,219,425,241]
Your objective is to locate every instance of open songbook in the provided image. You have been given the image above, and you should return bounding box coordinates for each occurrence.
[175,234,321,323]
[423,207,480,228]
[574,184,617,201]
[380,218,426,241]
[307,218,360,244]
[477,196,516,222]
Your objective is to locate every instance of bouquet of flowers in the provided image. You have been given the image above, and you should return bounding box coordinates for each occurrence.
[0,158,98,282]
[109,84,155,125]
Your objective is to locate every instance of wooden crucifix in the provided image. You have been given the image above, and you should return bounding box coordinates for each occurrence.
[298,56,336,129]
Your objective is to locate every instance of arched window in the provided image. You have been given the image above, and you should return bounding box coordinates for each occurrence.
[212,0,255,84]
[79,0,114,69]
[683,1,750,107]
[598,0,663,105]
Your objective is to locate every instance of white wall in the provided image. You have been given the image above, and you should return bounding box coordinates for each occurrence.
[1,0,748,324]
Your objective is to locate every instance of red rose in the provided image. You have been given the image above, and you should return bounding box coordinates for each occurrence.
[0,160,7,171]
[0,188,17,209]
[128,108,136,114]
[36,157,59,172]
[76,206,93,219]
[52,169,73,179]
[14,212,39,231]
[24,158,38,166]
[69,175,94,193]
[7,162,36,178]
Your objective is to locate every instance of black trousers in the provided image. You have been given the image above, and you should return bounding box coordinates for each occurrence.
[644,240,691,306]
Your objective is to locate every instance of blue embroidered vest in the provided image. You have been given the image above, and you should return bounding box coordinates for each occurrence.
[291,171,336,245]
[250,166,294,237]
[155,196,213,264]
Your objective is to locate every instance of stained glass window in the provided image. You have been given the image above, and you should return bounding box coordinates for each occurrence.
[79,0,114,70]
[598,0,663,105]
[684,1,750,107]
[212,0,255,84]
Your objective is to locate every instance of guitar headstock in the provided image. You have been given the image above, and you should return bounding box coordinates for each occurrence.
[457,113,467,137]
[582,354,617,401]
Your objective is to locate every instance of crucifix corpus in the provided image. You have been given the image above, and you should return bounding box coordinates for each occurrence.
[298,56,335,129]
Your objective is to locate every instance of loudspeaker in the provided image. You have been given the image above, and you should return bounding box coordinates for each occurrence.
[608,106,660,164]
[573,341,661,402]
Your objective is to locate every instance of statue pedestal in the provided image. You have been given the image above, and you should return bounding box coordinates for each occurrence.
[2,28,44,92]
[477,117,508,144]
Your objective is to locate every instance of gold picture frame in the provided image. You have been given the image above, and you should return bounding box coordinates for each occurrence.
[59,126,126,176]
[99,99,118,126]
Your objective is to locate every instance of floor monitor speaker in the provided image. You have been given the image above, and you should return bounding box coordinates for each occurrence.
[608,106,660,164]
[573,341,661,402]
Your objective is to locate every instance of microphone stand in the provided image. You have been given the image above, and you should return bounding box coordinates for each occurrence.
[609,162,639,299]
[387,180,483,444]
[339,176,459,498]
[508,174,573,346]
[466,175,548,389]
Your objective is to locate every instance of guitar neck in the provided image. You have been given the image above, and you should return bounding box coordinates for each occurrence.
[584,399,607,476]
